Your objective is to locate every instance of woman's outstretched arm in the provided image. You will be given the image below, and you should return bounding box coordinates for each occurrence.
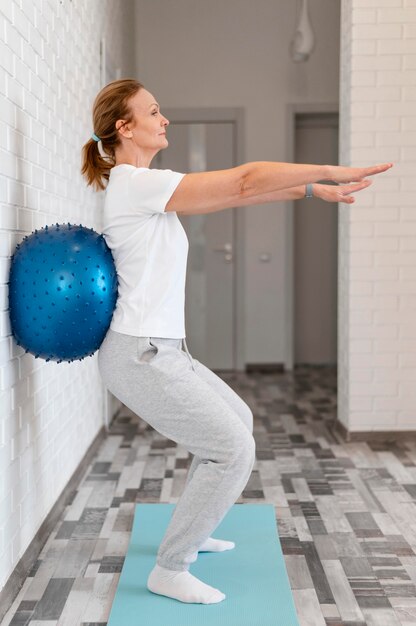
[236,180,373,208]
[166,161,393,216]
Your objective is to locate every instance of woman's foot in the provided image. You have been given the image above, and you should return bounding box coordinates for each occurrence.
[199,537,235,552]
[147,564,226,604]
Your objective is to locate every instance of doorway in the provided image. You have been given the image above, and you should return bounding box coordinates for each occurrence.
[294,111,339,366]
[154,108,246,371]
[285,104,339,370]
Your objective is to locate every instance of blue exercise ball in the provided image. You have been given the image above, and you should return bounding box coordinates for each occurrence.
[8,223,118,363]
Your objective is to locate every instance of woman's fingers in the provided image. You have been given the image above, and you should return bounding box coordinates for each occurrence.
[331,162,394,183]
[342,180,372,193]
[363,162,394,177]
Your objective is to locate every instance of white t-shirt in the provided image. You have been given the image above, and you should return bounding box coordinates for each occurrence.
[102,164,188,338]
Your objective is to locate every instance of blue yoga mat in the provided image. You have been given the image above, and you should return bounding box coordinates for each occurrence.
[107,503,300,626]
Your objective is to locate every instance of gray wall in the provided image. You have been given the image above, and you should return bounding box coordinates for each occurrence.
[133,0,341,364]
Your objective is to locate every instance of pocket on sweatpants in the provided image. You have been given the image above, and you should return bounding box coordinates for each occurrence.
[136,337,159,363]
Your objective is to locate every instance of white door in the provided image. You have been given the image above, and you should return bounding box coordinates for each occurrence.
[154,122,236,370]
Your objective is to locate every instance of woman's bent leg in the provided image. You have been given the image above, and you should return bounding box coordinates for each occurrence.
[181,341,254,488]
[97,330,256,573]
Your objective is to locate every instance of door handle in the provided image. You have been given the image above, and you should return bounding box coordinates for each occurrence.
[213,243,233,253]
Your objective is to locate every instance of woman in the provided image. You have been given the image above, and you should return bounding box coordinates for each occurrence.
[81,78,393,605]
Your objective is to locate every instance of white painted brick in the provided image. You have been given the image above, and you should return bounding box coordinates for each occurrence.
[4,20,22,58]
[7,180,25,208]
[351,8,377,23]
[350,132,374,147]
[351,71,376,87]
[399,353,416,366]
[350,146,401,161]
[353,23,402,39]
[350,324,398,340]
[375,280,416,295]
[28,70,43,101]
[399,322,416,339]
[374,308,414,325]
[352,295,399,310]
[401,146,416,160]
[350,251,374,267]
[351,39,377,55]
[378,71,416,86]
[351,339,373,353]
[350,413,398,428]
[350,222,374,237]
[350,395,373,411]
[352,55,402,71]
[376,222,416,237]
[350,102,376,116]
[399,236,416,250]
[349,231,398,245]
[351,85,401,102]
[7,127,25,156]
[351,116,400,132]
[355,0,402,5]
[402,85,416,100]
[6,76,24,108]
[377,39,416,54]
[352,381,398,397]
[28,22,43,57]
[17,208,33,231]
[0,39,13,76]
[404,55,416,69]
[375,251,416,266]
[350,281,373,296]
[375,367,415,381]
[376,101,416,117]
[377,7,416,22]
[350,266,399,281]
[350,369,373,382]
[397,412,416,425]
[401,117,416,131]
[22,88,38,118]
[373,396,402,411]
[350,204,400,223]
[12,4,30,41]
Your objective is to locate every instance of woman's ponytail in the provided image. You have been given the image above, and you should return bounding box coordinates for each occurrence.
[80,137,115,192]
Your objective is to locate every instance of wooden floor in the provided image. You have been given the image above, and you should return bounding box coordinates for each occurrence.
[3,364,416,625]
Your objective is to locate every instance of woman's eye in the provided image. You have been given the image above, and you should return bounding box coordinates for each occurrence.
[152,111,158,115]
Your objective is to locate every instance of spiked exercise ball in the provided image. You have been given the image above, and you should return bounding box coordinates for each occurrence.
[8,223,118,363]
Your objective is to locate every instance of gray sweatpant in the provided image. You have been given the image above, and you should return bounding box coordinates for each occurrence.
[97,328,256,572]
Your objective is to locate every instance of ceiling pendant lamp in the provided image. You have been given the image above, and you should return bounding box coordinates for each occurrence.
[290,0,315,62]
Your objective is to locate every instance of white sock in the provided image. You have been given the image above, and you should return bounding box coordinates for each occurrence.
[147,564,226,604]
[199,537,235,552]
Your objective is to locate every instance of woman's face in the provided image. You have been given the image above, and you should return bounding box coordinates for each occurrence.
[120,88,169,151]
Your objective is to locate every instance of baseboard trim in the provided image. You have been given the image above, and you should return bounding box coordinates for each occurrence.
[245,362,285,374]
[0,424,108,623]
[330,418,416,443]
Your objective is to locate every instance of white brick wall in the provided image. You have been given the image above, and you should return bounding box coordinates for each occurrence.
[0,0,133,593]
[339,0,416,433]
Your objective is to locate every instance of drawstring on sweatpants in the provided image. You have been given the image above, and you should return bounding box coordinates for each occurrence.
[182,337,196,372]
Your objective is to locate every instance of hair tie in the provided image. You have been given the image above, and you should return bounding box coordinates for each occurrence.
[91,132,101,142]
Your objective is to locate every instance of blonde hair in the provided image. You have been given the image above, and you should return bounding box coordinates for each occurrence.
[80,78,144,192]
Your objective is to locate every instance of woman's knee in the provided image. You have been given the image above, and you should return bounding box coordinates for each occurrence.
[229,431,256,469]
[243,405,254,434]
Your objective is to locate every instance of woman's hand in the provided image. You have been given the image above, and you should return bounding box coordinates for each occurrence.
[325,162,394,183]
[313,180,373,204]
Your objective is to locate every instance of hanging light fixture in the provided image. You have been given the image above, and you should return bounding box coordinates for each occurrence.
[290,0,315,62]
